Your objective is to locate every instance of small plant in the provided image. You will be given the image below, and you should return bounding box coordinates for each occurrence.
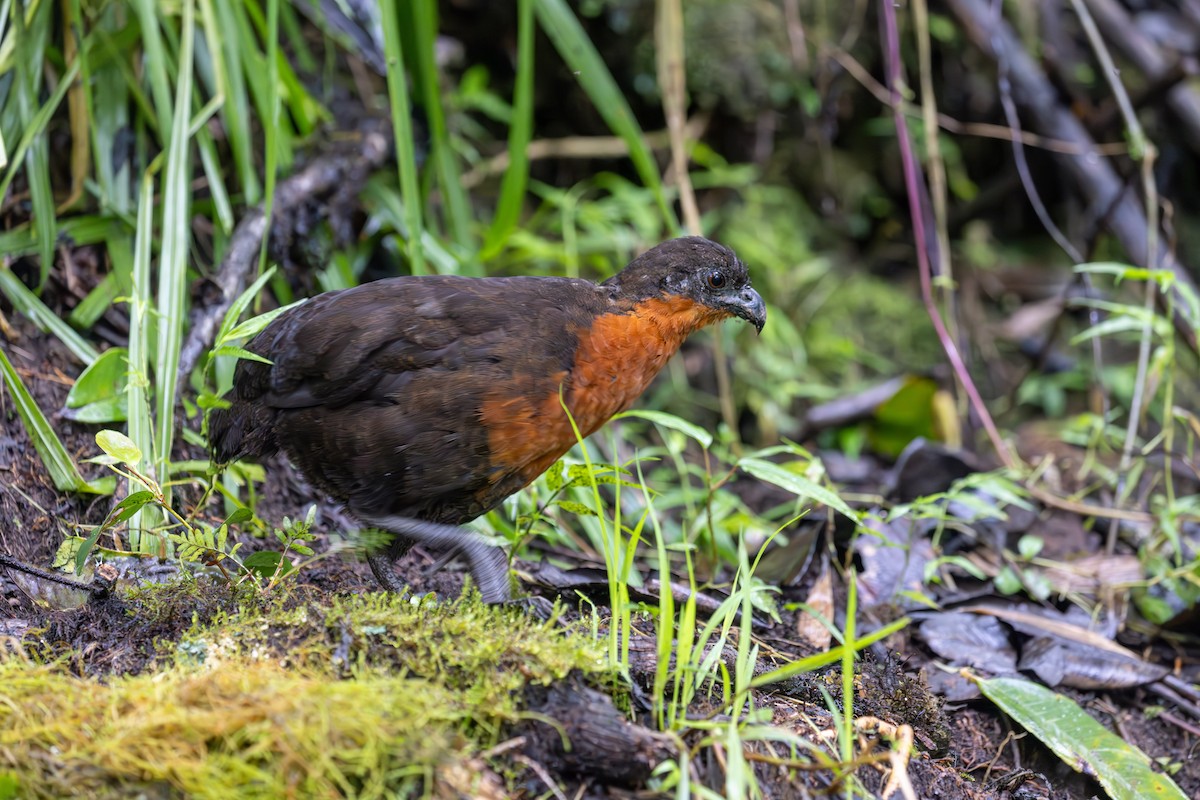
[63,429,313,593]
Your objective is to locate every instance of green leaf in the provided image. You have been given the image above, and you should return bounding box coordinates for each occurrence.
[545,460,565,493]
[63,397,128,424]
[0,347,107,494]
[1017,535,1044,560]
[213,265,278,347]
[64,347,129,422]
[106,490,158,525]
[75,490,157,573]
[994,565,1022,595]
[975,677,1188,800]
[220,298,304,342]
[243,550,293,579]
[752,617,910,687]
[0,268,100,365]
[614,409,713,449]
[223,507,253,527]
[555,500,597,517]
[211,345,273,365]
[96,429,143,466]
[738,458,857,522]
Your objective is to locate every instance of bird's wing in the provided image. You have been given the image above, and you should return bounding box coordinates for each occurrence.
[234,275,602,410]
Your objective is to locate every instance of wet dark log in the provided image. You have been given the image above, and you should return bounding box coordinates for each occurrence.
[519,675,672,788]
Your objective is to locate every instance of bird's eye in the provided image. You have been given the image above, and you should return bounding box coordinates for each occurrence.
[706,271,726,289]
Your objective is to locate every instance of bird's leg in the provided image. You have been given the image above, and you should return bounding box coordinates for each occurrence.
[356,513,512,604]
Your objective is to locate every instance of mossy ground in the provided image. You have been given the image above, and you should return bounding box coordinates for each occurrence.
[0,578,608,799]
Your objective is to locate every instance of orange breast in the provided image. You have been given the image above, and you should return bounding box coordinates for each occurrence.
[479,295,728,488]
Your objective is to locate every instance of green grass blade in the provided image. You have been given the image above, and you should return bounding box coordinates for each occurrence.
[380,0,427,275]
[749,617,910,687]
[481,0,534,259]
[25,139,55,293]
[128,171,160,550]
[67,273,119,331]
[70,0,132,216]
[0,267,99,364]
[0,215,109,258]
[533,0,678,234]
[200,0,259,203]
[0,347,110,494]
[0,59,81,212]
[410,0,472,254]
[153,0,195,502]
[131,0,174,136]
[195,123,234,233]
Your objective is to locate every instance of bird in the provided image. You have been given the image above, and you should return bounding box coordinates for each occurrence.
[208,236,765,603]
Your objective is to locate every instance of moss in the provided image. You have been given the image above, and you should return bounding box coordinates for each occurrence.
[2,589,609,798]
[0,659,461,799]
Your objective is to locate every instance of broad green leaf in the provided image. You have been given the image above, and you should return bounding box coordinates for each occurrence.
[105,490,157,526]
[96,429,142,466]
[65,347,129,422]
[738,457,857,522]
[223,507,253,527]
[75,490,157,573]
[63,397,128,424]
[975,676,1188,800]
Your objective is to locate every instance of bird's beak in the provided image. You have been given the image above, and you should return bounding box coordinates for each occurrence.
[727,286,766,334]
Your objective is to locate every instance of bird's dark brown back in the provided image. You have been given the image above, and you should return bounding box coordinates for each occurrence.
[210,274,614,523]
[208,237,763,527]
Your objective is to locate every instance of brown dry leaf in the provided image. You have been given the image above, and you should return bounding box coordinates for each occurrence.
[1040,553,1142,595]
[795,555,834,650]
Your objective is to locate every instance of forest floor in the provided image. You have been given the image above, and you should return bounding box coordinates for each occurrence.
[2,312,1196,799]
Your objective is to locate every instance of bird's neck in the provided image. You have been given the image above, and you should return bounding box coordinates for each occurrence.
[562,296,727,438]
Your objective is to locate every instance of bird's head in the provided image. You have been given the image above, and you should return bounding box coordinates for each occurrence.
[604,236,766,334]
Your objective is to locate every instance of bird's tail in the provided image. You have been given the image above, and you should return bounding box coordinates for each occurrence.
[207,401,280,464]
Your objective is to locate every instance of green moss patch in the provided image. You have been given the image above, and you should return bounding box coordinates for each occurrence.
[2,590,608,798]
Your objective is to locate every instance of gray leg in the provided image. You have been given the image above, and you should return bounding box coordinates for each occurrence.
[358,513,511,604]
